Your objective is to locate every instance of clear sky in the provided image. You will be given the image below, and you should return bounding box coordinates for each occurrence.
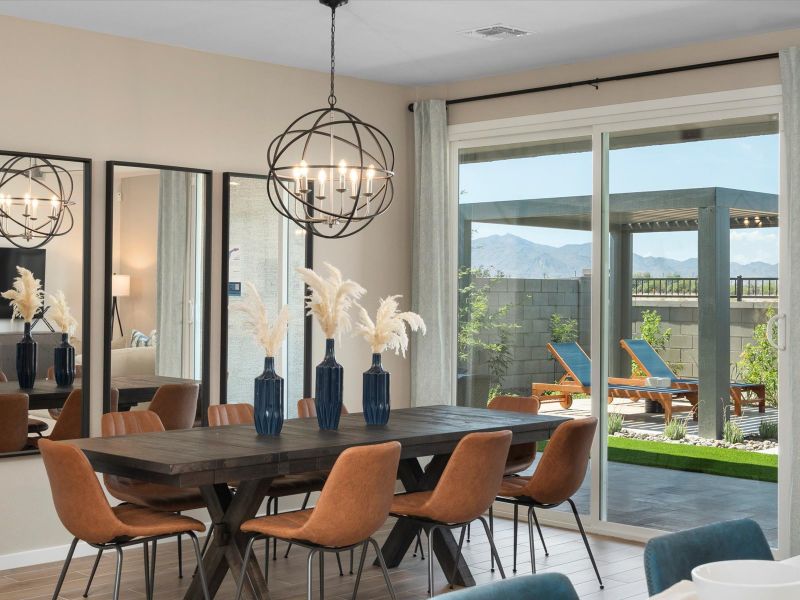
[459,134,779,264]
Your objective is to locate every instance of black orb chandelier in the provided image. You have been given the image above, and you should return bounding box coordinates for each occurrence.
[267,0,395,239]
[0,155,75,248]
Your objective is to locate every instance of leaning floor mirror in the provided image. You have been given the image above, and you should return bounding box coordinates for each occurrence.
[104,162,211,425]
[0,150,92,456]
[220,172,311,418]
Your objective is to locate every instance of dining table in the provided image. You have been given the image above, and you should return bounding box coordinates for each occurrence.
[67,404,568,600]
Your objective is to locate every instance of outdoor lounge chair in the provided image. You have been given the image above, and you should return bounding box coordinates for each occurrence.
[620,338,765,416]
[532,342,696,422]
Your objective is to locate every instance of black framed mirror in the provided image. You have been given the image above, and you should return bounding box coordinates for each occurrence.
[104,161,212,425]
[220,172,312,416]
[0,149,91,456]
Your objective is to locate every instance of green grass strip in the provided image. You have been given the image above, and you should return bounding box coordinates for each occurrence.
[608,436,777,483]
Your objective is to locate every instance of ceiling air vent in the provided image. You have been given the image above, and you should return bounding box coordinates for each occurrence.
[461,24,531,41]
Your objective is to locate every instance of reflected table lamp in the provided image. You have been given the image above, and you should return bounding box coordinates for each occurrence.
[111,274,130,338]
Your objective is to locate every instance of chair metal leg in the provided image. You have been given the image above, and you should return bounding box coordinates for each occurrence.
[336,551,344,576]
[273,498,279,561]
[234,536,257,600]
[188,532,211,600]
[466,522,470,543]
[82,546,103,597]
[530,506,549,556]
[143,542,152,600]
[568,498,603,589]
[112,546,124,600]
[306,549,317,600]
[527,506,536,574]
[351,541,369,600]
[284,491,313,559]
[417,531,425,560]
[350,548,354,574]
[426,526,436,597]
[369,537,398,600]
[150,541,157,594]
[478,517,505,579]
[448,526,467,589]
[52,537,78,600]
[200,523,214,556]
[513,503,518,573]
[489,506,495,572]
[319,550,325,599]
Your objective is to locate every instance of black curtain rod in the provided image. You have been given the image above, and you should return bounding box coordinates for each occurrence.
[407,52,779,112]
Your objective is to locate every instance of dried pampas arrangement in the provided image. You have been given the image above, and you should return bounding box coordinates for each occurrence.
[296,262,366,339]
[48,290,78,335]
[230,282,289,357]
[1,266,43,323]
[356,295,426,356]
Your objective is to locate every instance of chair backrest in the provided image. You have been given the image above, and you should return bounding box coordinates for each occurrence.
[46,364,83,381]
[102,409,165,437]
[620,339,676,381]
[547,342,591,387]
[523,417,597,505]
[148,383,199,430]
[425,430,512,524]
[297,397,349,419]
[644,518,773,595]
[488,395,540,475]
[39,439,127,544]
[0,393,29,452]
[0,370,8,382]
[299,441,401,547]
[208,403,254,427]
[48,388,119,442]
[438,572,579,599]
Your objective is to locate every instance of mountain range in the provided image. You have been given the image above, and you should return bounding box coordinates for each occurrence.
[471,234,778,279]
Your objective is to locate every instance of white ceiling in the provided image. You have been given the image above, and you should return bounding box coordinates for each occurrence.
[2,1,800,86]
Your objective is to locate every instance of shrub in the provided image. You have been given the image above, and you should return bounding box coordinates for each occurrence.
[633,310,683,375]
[758,420,778,440]
[723,420,745,444]
[608,412,624,435]
[664,418,687,440]
[737,306,778,406]
[550,313,578,343]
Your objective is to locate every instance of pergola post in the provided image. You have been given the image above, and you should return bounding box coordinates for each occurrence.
[609,229,633,377]
[697,205,730,439]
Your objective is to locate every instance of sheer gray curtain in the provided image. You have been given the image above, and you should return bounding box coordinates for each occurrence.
[156,171,191,377]
[780,47,800,555]
[411,99,455,406]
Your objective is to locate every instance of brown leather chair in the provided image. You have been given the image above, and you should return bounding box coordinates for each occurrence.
[148,383,199,430]
[0,393,29,453]
[208,402,254,426]
[46,364,83,420]
[234,441,402,600]
[297,396,349,418]
[0,370,44,437]
[495,417,602,588]
[390,430,512,596]
[38,439,210,600]
[29,388,119,446]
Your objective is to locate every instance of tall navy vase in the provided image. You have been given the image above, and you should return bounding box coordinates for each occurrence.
[254,356,284,435]
[363,353,390,425]
[54,333,75,386]
[315,338,343,430]
[16,322,37,389]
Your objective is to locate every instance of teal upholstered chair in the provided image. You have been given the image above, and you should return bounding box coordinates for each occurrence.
[644,518,773,595]
[436,573,578,599]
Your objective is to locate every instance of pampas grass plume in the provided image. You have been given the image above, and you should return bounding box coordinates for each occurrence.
[296,262,366,339]
[355,295,425,356]
[230,282,289,357]
[1,266,43,323]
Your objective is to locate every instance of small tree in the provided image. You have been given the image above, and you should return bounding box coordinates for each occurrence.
[633,309,682,376]
[549,313,578,343]
[737,305,778,406]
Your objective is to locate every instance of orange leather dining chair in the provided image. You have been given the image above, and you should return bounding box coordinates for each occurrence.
[0,369,44,437]
[82,409,206,597]
[0,393,29,453]
[391,430,512,597]
[30,388,119,446]
[46,364,83,419]
[297,396,349,418]
[148,383,199,430]
[494,417,603,588]
[234,441,401,600]
[39,439,210,600]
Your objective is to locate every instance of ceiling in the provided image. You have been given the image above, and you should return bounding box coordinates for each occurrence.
[1,1,799,86]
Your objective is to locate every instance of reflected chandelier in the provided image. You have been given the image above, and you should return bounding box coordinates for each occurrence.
[0,155,75,248]
[267,0,395,239]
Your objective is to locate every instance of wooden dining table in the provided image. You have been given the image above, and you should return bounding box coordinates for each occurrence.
[68,405,568,600]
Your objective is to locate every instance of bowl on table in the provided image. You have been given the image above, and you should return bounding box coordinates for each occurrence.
[692,560,800,600]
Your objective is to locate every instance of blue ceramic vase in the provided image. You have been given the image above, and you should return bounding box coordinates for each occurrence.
[254,356,284,436]
[54,333,75,386]
[16,322,37,389]
[363,353,390,425]
[315,338,343,430]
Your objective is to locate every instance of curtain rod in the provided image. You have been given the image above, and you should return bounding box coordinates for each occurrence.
[407,52,779,112]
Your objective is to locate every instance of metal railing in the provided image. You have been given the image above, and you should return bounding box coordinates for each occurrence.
[632,275,778,300]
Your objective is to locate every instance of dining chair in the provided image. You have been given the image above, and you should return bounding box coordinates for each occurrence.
[148,383,199,430]
[46,364,83,420]
[29,388,119,446]
[643,518,773,595]
[39,439,211,600]
[234,441,402,600]
[0,393,29,453]
[494,417,603,588]
[435,572,579,599]
[391,430,512,597]
[82,409,206,597]
[0,370,44,437]
[297,396,349,418]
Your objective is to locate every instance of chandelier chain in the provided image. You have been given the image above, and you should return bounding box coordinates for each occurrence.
[328,5,337,106]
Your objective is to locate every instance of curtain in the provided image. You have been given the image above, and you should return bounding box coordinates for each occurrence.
[156,171,191,377]
[780,47,800,555]
[411,100,454,407]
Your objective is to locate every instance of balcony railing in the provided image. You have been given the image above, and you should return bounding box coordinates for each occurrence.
[632,275,778,300]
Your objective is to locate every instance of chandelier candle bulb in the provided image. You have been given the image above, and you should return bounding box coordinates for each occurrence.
[30,198,38,220]
[316,169,326,199]
[349,169,358,198]
[50,196,58,219]
[337,159,347,191]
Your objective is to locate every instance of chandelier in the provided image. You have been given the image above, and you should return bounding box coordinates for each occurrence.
[0,155,75,248]
[267,0,395,239]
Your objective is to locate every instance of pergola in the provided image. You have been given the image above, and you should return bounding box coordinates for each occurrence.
[459,187,778,438]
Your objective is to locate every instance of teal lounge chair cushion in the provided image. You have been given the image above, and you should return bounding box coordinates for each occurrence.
[437,573,579,599]
[623,339,676,380]
[550,342,591,386]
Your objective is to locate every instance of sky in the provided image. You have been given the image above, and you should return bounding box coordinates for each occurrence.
[459,134,780,264]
